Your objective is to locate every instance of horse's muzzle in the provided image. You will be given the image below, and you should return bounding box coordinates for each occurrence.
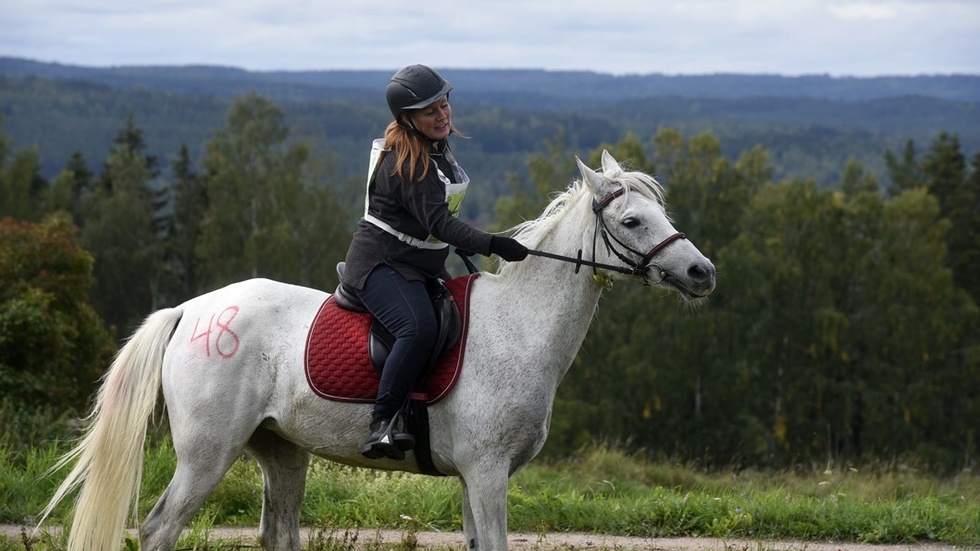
[665,259,716,299]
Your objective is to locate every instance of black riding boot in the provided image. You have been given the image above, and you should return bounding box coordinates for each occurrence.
[360,413,416,460]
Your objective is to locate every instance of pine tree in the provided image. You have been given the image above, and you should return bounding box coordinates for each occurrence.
[0,124,48,221]
[66,150,94,224]
[167,143,206,302]
[884,139,923,197]
[82,118,159,333]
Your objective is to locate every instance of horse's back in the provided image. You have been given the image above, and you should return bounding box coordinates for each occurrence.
[179,277,327,312]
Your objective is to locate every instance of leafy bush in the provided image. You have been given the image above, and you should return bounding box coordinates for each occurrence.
[0,215,115,418]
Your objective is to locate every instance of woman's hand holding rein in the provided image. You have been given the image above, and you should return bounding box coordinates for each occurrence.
[489,236,529,262]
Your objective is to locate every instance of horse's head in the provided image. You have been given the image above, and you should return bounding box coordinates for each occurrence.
[577,150,716,300]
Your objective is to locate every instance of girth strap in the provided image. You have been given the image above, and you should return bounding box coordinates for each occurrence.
[406,401,445,476]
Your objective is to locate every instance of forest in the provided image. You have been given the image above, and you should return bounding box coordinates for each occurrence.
[1,62,978,473]
[2,57,980,200]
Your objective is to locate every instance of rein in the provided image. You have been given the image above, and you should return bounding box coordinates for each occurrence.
[527,248,638,276]
[456,246,637,278]
[457,187,687,286]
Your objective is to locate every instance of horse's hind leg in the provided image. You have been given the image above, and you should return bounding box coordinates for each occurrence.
[245,426,311,551]
[141,399,258,551]
[140,447,242,551]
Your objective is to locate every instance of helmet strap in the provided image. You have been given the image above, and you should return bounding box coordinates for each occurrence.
[398,113,441,144]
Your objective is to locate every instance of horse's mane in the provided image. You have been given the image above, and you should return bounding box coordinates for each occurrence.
[496,165,666,275]
[508,166,666,248]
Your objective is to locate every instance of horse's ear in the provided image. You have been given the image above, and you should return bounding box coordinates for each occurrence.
[577,155,616,197]
[600,150,621,175]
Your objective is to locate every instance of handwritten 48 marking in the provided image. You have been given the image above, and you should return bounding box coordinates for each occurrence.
[190,306,241,358]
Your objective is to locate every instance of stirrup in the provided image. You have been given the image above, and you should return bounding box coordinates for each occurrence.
[361,416,415,460]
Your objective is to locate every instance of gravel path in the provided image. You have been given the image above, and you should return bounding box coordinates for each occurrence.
[3,525,970,550]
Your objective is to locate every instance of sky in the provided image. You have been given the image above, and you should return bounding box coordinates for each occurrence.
[2,0,979,77]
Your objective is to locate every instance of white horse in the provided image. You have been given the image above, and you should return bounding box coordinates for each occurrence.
[40,151,715,551]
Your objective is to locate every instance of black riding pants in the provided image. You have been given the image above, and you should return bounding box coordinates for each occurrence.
[356,265,438,420]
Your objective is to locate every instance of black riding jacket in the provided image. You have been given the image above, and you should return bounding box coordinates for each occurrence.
[341,142,492,291]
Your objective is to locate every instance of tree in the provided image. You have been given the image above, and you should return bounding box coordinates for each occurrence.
[82,119,160,333]
[197,92,349,290]
[653,129,768,257]
[884,133,978,305]
[712,170,975,466]
[102,114,160,182]
[164,143,206,303]
[958,152,980,303]
[493,129,579,233]
[840,158,879,199]
[0,215,115,414]
[63,150,94,224]
[588,132,654,174]
[294,181,352,290]
[42,152,92,221]
[873,189,975,466]
[884,139,923,197]
[0,118,48,221]
[545,130,977,469]
[921,132,977,306]
[922,132,966,215]
[549,130,772,463]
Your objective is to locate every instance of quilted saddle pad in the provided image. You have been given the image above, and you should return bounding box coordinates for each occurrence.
[304,274,477,404]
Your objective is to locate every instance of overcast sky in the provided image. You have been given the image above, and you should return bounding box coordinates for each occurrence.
[3,0,978,77]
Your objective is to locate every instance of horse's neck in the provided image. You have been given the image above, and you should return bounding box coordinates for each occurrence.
[479,200,603,383]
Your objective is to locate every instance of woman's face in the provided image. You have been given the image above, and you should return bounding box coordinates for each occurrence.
[406,96,452,141]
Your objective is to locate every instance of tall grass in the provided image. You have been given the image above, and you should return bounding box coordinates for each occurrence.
[508,447,979,544]
[3,440,978,548]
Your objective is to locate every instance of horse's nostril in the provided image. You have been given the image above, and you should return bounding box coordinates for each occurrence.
[688,262,715,283]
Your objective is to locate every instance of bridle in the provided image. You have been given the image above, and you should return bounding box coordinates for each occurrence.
[458,186,687,286]
[586,187,687,286]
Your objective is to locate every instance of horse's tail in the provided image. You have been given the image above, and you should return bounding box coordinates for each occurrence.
[38,306,183,551]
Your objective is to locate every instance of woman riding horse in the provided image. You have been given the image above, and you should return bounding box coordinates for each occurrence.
[341,64,529,460]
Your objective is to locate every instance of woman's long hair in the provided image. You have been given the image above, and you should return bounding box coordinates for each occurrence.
[383,119,465,182]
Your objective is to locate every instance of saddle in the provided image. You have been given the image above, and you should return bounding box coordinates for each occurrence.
[332,263,462,374]
[308,264,472,476]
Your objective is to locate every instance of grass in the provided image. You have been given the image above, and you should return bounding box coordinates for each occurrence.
[506,449,979,544]
[1,440,978,549]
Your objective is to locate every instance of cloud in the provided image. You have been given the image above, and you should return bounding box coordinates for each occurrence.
[828,2,897,21]
[2,0,978,75]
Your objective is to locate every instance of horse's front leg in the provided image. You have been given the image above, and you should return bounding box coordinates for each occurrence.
[460,477,477,548]
[459,463,510,550]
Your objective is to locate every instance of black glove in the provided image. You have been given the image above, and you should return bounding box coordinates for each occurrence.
[489,236,529,262]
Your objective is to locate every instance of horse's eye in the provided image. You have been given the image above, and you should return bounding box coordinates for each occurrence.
[622,217,640,229]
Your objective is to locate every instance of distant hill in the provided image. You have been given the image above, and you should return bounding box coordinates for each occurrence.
[3,57,979,105]
[1,56,978,216]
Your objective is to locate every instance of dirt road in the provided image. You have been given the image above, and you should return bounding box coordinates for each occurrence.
[314,528,968,550]
[3,525,970,550]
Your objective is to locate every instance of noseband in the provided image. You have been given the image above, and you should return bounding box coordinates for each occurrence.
[591,188,686,285]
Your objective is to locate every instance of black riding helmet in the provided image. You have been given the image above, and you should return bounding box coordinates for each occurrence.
[386,65,453,123]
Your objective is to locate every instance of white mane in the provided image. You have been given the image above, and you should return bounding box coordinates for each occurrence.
[498,166,667,275]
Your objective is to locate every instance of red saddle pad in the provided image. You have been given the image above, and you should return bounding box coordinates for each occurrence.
[304,274,478,404]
